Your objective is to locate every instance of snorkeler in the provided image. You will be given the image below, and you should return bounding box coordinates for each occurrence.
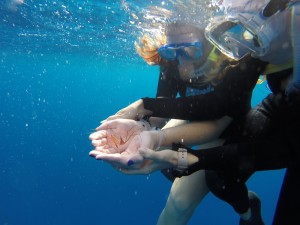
[93,21,233,225]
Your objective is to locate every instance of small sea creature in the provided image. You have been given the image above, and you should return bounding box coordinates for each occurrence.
[108,125,142,150]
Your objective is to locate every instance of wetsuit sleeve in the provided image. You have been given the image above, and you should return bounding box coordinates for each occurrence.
[189,136,292,173]
[143,92,229,120]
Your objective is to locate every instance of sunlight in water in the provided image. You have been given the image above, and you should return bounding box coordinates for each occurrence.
[6,0,25,11]
[120,0,220,42]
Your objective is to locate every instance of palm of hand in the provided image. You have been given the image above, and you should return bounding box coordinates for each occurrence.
[103,124,142,153]
[89,131,155,169]
[91,119,149,154]
[116,131,155,167]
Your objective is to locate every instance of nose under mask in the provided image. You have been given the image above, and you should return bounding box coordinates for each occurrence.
[178,59,212,81]
[178,63,194,81]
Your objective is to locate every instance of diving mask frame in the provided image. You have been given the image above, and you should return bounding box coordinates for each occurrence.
[205,11,277,60]
[158,42,203,61]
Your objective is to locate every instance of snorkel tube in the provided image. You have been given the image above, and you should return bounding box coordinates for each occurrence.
[287,2,300,95]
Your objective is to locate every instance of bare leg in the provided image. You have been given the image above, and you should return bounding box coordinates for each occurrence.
[157,120,225,225]
[157,170,209,225]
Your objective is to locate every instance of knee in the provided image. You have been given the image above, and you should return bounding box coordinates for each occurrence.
[167,191,196,214]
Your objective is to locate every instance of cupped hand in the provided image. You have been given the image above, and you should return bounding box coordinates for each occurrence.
[89,130,156,169]
[119,148,177,174]
[89,118,151,153]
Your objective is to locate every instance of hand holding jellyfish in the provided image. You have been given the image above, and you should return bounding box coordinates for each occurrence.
[89,118,151,154]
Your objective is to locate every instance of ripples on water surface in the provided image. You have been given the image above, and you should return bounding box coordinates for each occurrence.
[1,0,217,61]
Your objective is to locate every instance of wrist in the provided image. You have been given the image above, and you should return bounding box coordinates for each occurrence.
[170,143,200,177]
[177,148,188,170]
[138,118,152,131]
[188,153,199,165]
[150,129,165,150]
[136,99,152,119]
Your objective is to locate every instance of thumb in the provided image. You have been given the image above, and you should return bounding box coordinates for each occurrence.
[140,148,177,166]
[96,120,116,130]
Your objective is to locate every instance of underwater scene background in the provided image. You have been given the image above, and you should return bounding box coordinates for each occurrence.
[0,1,286,225]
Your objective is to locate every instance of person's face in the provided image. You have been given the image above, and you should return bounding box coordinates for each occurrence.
[165,28,207,80]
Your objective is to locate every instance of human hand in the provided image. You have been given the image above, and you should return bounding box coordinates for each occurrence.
[89,130,158,169]
[102,99,152,122]
[89,119,151,154]
[119,147,177,175]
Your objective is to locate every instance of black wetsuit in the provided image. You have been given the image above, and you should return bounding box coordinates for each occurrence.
[177,69,299,225]
[152,56,267,181]
[144,56,267,121]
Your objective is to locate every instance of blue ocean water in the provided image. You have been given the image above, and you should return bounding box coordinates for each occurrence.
[0,1,286,225]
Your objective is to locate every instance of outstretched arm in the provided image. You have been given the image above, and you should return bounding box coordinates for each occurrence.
[89,116,232,169]
[120,132,292,175]
[160,116,231,147]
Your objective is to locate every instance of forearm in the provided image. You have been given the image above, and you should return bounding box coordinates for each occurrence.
[142,94,229,120]
[160,116,232,147]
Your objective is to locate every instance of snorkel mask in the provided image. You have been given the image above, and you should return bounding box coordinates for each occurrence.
[205,11,277,60]
[158,42,203,61]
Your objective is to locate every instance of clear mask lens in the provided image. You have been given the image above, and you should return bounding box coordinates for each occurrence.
[206,20,262,60]
[183,45,203,59]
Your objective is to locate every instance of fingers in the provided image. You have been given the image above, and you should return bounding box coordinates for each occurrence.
[89,132,99,140]
[89,148,145,168]
[89,131,109,148]
[120,160,154,175]
[97,118,134,131]
[89,151,128,171]
[94,152,128,166]
[104,114,123,122]
[96,120,116,130]
[89,144,119,155]
[89,150,102,158]
[89,130,106,140]
[103,111,127,122]
[90,138,106,147]
[104,107,137,121]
